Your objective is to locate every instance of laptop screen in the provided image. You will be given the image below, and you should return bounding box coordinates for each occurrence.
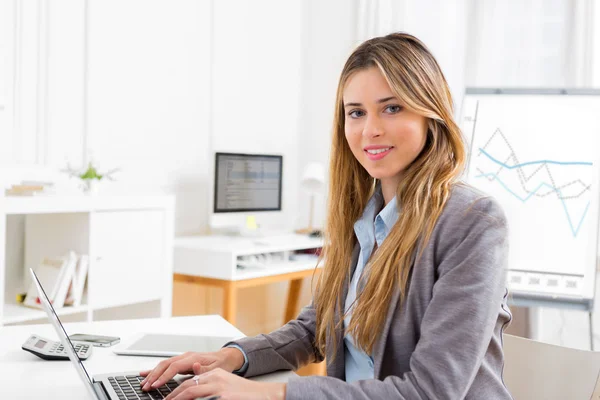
[29,268,99,399]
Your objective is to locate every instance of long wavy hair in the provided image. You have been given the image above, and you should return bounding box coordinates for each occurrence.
[313,32,466,359]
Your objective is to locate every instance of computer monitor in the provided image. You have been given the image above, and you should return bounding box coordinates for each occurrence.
[209,152,284,234]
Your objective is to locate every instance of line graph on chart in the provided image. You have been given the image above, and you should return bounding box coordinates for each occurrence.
[473,128,593,238]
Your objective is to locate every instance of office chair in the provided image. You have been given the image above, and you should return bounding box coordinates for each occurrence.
[503,334,600,399]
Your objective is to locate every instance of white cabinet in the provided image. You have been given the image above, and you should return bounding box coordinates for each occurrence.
[90,210,165,309]
[0,194,175,327]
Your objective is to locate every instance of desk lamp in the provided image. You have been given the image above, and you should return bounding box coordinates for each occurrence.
[296,162,325,236]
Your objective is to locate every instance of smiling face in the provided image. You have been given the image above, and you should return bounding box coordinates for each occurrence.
[343,67,428,202]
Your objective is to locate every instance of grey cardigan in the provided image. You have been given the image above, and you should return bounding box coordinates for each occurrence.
[230,183,513,399]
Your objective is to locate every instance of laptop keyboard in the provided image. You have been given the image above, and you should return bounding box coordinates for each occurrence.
[108,375,179,400]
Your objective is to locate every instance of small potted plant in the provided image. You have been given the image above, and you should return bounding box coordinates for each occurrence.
[64,162,120,195]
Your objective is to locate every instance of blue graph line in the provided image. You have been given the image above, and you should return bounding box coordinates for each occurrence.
[474,172,590,237]
[479,148,593,168]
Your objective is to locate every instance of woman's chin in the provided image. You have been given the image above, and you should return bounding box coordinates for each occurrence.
[366,171,397,181]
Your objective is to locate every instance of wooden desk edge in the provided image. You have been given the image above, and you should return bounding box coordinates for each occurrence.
[173,268,320,289]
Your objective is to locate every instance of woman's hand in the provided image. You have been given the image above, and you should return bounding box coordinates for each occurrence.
[165,364,286,400]
[139,347,245,391]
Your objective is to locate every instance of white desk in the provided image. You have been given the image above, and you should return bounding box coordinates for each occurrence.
[0,315,293,398]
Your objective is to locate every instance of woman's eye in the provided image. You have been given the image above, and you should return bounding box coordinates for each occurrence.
[385,105,403,113]
[348,110,365,118]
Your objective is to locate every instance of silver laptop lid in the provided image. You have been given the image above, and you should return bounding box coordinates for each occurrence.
[29,268,99,400]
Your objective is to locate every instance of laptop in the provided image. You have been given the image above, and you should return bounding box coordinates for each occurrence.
[29,268,191,400]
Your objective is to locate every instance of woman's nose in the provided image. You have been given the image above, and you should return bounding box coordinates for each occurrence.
[362,115,384,137]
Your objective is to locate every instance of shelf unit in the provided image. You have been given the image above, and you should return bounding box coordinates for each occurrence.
[173,233,323,325]
[174,233,324,281]
[0,194,175,327]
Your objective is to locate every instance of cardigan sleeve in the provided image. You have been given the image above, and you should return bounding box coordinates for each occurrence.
[224,300,324,378]
[284,197,509,400]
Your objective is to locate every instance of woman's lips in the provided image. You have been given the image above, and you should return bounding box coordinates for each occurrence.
[364,147,393,161]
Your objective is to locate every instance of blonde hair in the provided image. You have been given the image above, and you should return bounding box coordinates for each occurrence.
[313,32,466,359]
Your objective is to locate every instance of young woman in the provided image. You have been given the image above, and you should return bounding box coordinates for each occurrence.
[140,32,512,400]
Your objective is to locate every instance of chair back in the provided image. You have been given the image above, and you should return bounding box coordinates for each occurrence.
[503,334,600,399]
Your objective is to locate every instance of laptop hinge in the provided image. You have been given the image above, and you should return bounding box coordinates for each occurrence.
[92,382,110,400]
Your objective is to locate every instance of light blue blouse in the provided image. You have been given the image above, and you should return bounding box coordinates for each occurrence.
[344,185,398,383]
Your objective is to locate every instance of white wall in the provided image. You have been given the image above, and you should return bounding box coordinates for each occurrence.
[0,0,15,162]
[211,0,302,232]
[86,0,212,234]
[594,1,600,87]
[296,0,359,230]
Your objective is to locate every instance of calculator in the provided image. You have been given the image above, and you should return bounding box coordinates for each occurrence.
[21,334,93,360]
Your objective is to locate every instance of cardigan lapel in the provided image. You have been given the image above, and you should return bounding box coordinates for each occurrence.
[326,242,361,379]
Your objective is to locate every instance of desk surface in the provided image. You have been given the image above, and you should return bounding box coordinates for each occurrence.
[174,233,323,253]
[1,315,293,399]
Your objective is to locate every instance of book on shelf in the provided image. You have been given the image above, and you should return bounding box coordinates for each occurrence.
[52,251,78,308]
[24,251,86,310]
[5,180,56,196]
[24,257,66,309]
[64,254,89,307]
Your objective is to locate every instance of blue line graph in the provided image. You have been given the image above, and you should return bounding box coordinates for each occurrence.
[474,172,590,237]
[476,149,593,237]
[478,148,593,168]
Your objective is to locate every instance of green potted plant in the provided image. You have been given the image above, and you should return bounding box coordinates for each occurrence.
[64,161,120,195]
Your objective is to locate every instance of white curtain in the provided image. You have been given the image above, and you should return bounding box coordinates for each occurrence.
[355,0,405,44]
[465,0,595,88]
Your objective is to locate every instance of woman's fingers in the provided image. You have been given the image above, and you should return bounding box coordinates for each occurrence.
[140,353,189,386]
[173,384,221,400]
[145,359,190,390]
[165,375,220,400]
[164,376,196,400]
[192,361,214,376]
[140,360,170,388]
[167,369,221,400]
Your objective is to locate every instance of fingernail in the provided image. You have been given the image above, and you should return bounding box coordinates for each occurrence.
[143,383,150,391]
[151,381,160,388]
[140,379,146,386]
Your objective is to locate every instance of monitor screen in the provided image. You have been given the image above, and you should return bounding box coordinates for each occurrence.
[214,152,283,213]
